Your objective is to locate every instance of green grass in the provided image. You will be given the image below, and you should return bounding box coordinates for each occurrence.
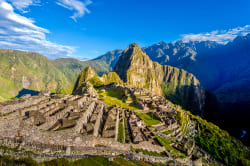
[0,156,37,166]
[0,75,19,101]
[70,156,119,166]
[113,158,137,166]
[0,145,20,152]
[124,117,131,143]
[130,147,165,157]
[97,89,140,110]
[155,135,186,158]
[135,112,161,127]
[163,130,173,135]
[118,122,124,143]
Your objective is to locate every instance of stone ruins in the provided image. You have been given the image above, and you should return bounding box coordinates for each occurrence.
[0,85,220,165]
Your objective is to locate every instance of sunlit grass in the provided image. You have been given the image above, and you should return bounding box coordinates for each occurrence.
[97,89,140,110]
[155,134,186,158]
[163,130,173,135]
[135,112,161,127]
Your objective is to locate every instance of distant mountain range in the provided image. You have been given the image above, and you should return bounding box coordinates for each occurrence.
[143,35,250,105]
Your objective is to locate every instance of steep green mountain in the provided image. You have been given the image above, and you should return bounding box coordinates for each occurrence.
[114,43,205,114]
[0,49,72,101]
[0,49,113,102]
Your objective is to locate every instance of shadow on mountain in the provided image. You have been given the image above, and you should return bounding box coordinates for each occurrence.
[163,85,205,116]
[167,85,250,146]
[215,102,250,146]
[16,88,40,98]
[203,91,250,146]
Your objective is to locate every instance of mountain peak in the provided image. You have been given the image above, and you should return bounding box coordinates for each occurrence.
[128,43,140,48]
[74,66,98,90]
[123,43,144,57]
[114,43,150,81]
[82,66,96,77]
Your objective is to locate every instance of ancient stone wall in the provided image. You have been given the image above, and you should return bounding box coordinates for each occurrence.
[115,109,120,141]
[0,96,48,114]
[93,104,104,137]
[39,106,74,130]
[74,102,96,133]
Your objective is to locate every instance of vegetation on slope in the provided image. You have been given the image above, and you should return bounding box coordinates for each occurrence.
[154,135,186,159]
[0,49,113,102]
[53,58,110,88]
[0,49,73,101]
[130,147,165,157]
[173,106,250,166]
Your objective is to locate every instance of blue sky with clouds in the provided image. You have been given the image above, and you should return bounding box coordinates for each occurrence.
[0,0,250,60]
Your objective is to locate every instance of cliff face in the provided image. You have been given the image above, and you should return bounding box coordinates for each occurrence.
[114,43,205,114]
[114,43,162,95]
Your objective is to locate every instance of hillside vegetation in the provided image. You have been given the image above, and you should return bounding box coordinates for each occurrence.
[173,105,250,165]
[0,49,111,101]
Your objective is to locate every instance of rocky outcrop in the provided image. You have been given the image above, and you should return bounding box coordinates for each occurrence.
[73,66,123,96]
[114,43,205,114]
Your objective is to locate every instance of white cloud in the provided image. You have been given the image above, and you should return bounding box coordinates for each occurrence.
[7,0,40,12]
[56,0,92,22]
[0,0,75,59]
[180,25,250,44]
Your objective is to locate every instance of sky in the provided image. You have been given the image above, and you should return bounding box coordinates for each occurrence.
[0,0,250,60]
